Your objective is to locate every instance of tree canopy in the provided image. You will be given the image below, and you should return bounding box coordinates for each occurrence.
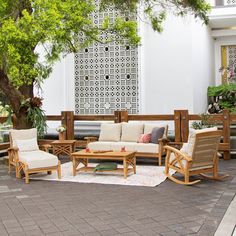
[0,0,211,130]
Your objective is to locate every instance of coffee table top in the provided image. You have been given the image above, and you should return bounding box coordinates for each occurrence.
[71,150,135,158]
[52,140,76,145]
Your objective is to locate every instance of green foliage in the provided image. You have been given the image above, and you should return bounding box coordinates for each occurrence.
[20,97,47,137]
[100,0,211,32]
[0,102,12,124]
[0,0,211,91]
[208,84,236,113]
[0,0,211,130]
[0,0,140,89]
[27,106,47,138]
[191,113,215,130]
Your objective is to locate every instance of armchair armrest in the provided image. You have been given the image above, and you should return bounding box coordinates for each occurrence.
[84,136,98,145]
[164,145,192,162]
[8,147,19,152]
[7,147,19,162]
[39,144,51,152]
[158,138,171,146]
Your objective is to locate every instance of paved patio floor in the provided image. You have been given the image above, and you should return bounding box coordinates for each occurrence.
[0,159,235,236]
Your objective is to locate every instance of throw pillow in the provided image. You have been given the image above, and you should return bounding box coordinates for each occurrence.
[99,123,121,142]
[138,134,151,143]
[15,138,39,152]
[94,162,118,172]
[144,123,168,138]
[150,127,165,144]
[120,122,144,142]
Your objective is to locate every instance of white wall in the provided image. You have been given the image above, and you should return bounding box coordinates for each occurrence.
[191,20,215,113]
[139,14,214,114]
[40,14,215,116]
[39,53,74,115]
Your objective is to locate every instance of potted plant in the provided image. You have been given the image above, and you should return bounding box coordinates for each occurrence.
[56,125,67,141]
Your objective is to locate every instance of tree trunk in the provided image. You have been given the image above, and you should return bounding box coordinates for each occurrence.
[0,69,34,129]
[14,109,32,129]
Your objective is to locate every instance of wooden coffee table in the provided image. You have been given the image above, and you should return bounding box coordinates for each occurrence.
[71,150,136,178]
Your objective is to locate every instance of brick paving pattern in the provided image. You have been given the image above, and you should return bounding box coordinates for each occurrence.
[0,159,235,236]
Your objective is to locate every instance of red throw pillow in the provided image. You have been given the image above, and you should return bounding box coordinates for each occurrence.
[138,134,151,143]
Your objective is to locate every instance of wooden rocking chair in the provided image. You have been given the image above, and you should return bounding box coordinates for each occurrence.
[164,130,228,185]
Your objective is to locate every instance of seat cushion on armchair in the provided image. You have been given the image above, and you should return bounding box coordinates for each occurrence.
[18,150,58,169]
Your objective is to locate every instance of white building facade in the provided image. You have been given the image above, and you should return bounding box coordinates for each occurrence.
[40,1,236,116]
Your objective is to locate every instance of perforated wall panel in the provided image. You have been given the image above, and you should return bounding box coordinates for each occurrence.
[74,1,139,115]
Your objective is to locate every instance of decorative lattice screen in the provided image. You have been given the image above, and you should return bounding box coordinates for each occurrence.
[225,0,236,5]
[227,45,236,66]
[74,1,139,115]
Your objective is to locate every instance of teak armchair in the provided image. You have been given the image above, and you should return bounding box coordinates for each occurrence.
[8,128,61,183]
[164,130,228,185]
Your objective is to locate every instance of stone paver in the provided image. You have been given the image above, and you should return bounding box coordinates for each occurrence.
[0,159,235,236]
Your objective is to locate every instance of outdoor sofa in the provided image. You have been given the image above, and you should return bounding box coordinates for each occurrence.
[88,122,168,165]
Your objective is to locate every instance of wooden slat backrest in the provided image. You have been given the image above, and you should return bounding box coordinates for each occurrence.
[191,131,222,168]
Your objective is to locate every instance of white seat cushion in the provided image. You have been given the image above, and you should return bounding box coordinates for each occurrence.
[121,123,144,142]
[19,150,58,169]
[132,143,158,153]
[99,123,121,142]
[88,141,158,153]
[88,141,113,151]
[110,142,136,151]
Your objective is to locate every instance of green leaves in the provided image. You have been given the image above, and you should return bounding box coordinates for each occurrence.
[101,0,211,32]
[208,84,236,113]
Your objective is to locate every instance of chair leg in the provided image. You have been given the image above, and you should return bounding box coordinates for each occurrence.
[57,161,61,179]
[158,152,162,166]
[16,165,21,179]
[8,162,11,174]
[25,170,29,184]
[185,171,189,184]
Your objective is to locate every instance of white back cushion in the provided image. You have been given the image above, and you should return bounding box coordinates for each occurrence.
[15,138,39,152]
[99,123,121,142]
[183,127,218,156]
[121,122,144,142]
[10,128,38,148]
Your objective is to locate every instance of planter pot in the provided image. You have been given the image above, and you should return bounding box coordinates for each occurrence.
[59,132,65,141]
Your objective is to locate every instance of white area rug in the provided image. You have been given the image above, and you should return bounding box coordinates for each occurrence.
[29,162,175,187]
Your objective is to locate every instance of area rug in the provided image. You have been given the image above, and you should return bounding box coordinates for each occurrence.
[29,162,175,187]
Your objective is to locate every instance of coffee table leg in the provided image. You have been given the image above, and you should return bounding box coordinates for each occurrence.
[133,156,136,174]
[72,157,77,176]
[123,158,127,179]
